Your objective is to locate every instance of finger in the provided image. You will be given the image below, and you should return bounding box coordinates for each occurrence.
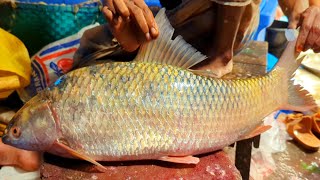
[114,0,130,19]
[290,0,309,29]
[296,8,317,52]
[288,20,299,29]
[288,11,300,29]
[296,13,304,28]
[125,0,150,40]
[134,0,159,39]
[106,0,115,13]
[102,6,114,23]
[103,6,121,27]
[113,16,125,32]
[312,35,320,53]
[305,14,320,51]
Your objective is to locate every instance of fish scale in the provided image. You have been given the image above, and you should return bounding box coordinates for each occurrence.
[42,61,284,160]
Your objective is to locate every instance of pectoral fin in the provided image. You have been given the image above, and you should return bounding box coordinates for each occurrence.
[158,155,199,164]
[240,125,272,140]
[53,140,108,173]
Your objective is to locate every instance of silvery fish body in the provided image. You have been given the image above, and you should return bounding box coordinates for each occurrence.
[40,61,283,161]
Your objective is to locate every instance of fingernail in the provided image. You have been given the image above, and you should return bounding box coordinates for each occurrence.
[151,27,157,36]
[146,33,151,41]
[126,16,130,22]
[296,45,303,52]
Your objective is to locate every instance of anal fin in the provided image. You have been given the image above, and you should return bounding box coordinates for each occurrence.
[241,125,272,140]
[158,155,199,164]
[53,140,108,173]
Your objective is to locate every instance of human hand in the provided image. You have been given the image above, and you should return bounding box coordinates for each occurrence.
[296,6,320,53]
[102,0,159,52]
[286,0,308,29]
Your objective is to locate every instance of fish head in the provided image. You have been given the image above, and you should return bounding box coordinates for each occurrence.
[2,96,58,151]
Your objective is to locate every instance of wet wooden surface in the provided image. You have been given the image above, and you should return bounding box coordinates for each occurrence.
[41,151,241,180]
[233,41,268,76]
[268,141,320,180]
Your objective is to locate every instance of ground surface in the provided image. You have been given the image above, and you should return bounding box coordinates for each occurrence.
[268,141,320,180]
[41,151,242,180]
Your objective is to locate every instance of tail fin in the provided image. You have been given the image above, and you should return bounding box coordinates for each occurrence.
[277,39,317,112]
[276,39,302,77]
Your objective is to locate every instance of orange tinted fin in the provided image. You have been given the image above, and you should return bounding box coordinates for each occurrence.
[241,125,272,140]
[54,140,108,173]
[158,155,199,164]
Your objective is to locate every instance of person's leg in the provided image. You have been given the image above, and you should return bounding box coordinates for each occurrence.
[167,0,256,77]
[193,3,246,77]
[0,109,41,172]
[0,139,41,171]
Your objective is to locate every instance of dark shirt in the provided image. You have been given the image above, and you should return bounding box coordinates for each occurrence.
[159,0,182,10]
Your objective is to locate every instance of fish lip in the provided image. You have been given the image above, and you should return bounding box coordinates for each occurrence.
[1,134,9,145]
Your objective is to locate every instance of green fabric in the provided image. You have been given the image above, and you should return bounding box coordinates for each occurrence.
[0,2,106,56]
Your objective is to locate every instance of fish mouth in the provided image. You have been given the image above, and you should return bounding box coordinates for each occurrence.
[2,127,16,147]
[2,132,9,145]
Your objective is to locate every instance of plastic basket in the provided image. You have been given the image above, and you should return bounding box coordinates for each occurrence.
[0,0,161,56]
[17,0,162,7]
[0,1,105,55]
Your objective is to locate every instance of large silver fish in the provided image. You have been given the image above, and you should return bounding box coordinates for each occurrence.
[2,9,316,172]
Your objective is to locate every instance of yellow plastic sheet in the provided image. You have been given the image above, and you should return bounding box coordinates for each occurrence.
[0,28,31,99]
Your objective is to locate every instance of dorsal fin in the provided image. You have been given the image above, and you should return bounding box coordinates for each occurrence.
[134,8,207,69]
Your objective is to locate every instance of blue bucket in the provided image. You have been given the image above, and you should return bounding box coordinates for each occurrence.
[254,0,279,41]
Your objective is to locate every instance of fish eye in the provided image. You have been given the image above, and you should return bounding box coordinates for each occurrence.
[11,127,21,138]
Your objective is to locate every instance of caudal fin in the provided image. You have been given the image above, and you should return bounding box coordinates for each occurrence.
[283,84,317,112]
[277,39,317,111]
[276,39,302,76]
